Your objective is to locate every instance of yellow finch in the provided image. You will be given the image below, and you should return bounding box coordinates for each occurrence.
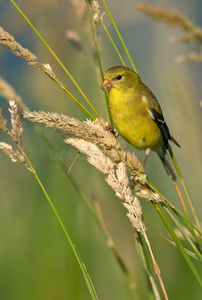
[101,66,180,180]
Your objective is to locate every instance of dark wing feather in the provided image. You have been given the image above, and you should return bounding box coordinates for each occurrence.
[151,108,181,149]
[141,81,181,149]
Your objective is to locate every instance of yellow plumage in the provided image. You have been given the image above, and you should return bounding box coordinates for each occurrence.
[101,66,180,180]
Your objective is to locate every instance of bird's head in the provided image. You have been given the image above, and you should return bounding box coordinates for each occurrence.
[101,66,140,92]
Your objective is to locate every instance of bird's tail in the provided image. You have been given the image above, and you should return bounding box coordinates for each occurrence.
[158,150,177,181]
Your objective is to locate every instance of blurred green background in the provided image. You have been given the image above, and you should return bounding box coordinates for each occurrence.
[0,0,202,299]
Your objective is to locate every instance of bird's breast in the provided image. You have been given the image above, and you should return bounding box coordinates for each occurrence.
[108,90,163,150]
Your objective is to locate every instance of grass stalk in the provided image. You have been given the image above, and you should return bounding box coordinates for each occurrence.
[101,0,137,72]
[153,202,202,287]
[10,0,100,120]
[19,146,99,300]
[87,2,113,124]
[169,146,201,231]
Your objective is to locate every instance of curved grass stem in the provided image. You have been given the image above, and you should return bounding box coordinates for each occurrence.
[87,2,113,124]
[18,146,98,300]
[169,145,201,231]
[10,0,100,120]
[101,0,137,72]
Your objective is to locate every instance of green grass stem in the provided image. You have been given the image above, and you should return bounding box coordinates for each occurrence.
[101,0,137,72]
[19,146,99,300]
[10,0,100,120]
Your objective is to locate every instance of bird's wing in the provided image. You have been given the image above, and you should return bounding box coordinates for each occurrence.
[142,83,180,148]
[150,107,170,148]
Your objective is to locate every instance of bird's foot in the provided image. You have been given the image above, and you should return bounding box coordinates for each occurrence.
[142,148,150,167]
[105,124,119,137]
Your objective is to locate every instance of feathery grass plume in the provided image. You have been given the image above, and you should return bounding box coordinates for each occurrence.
[66,30,84,53]
[23,111,168,232]
[0,19,98,119]
[90,0,104,25]
[67,138,144,233]
[23,111,147,183]
[0,26,55,78]
[0,142,25,163]
[88,0,103,56]
[23,111,166,206]
[0,101,26,165]
[0,108,8,132]
[136,4,202,63]
[136,4,201,36]
[66,130,166,295]
[66,138,115,175]
[0,27,63,89]
[175,52,202,63]
[135,185,162,202]
[42,64,55,79]
[9,100,23,146]
[0,97,98,298]
[109,161,144,232]
[0,26,39,67]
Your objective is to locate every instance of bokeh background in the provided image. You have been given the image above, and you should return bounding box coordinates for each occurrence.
[0,0,202,299]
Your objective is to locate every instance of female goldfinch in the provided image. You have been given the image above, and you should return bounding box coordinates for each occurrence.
[101,66,180,180]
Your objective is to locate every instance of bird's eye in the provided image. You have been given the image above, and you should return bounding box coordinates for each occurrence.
[116,75,122,80]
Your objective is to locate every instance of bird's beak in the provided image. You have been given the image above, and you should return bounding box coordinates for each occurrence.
[100,78,113,90]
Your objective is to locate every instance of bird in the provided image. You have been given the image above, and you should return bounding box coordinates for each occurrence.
[100,66,180,181]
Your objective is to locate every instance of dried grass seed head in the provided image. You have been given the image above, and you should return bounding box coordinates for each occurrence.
[0,142,25,163]
[23,111,146,183]
[0,26,39,67]
[0,108,8,132]
[9,100,23,146]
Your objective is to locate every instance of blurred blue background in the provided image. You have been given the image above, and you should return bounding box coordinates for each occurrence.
[0,0,202,299]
